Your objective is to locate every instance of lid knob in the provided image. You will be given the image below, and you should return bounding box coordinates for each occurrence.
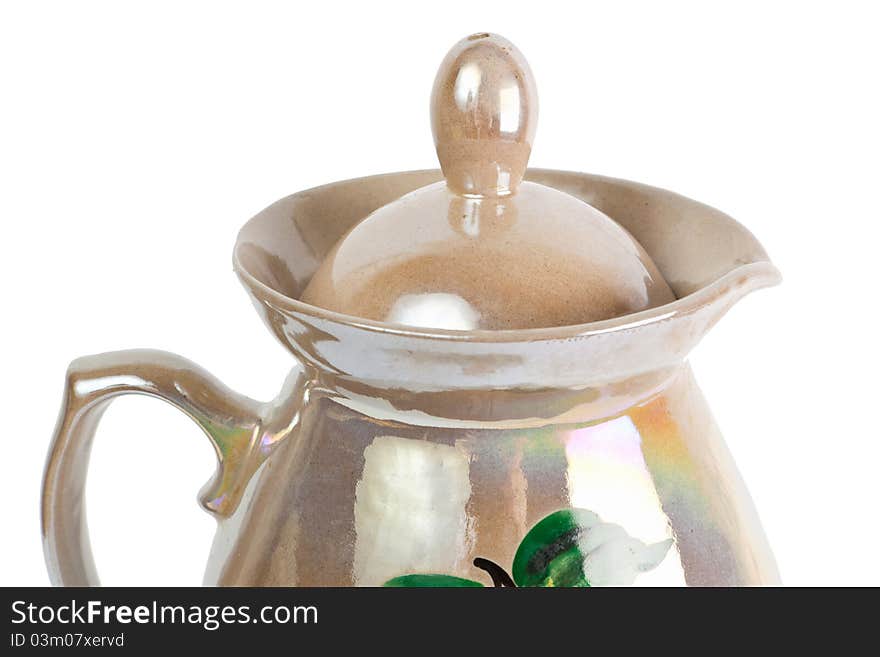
[431,33,537,197]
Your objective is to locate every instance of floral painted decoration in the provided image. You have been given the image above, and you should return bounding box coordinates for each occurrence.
[384,508,672,587]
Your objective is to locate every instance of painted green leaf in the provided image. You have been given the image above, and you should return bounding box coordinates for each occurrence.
[512,509,595,587]
[383,574,484,587]
[383,507,672,588]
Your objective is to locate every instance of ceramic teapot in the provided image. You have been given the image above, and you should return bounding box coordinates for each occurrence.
[43,34,780,587]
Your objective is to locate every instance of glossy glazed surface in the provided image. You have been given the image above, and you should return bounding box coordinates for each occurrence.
[430,33,536,197]
[43,169,781,586]
[237,169,780,396]
[42,351,265,585]
[206,365,778,586]
[301,34,675,330]
[301,181,675,330]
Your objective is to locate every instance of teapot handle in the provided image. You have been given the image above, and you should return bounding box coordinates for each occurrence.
[41,349,270,586]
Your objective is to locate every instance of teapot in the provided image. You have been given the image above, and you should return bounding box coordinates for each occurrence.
[42,34,780,587]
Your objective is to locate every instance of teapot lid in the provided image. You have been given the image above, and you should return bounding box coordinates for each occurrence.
[301,33,675,331]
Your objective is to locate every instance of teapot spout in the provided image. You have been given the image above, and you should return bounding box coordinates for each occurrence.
[672,259,781,343]
[700,260,781,313]
[526,169,781,301]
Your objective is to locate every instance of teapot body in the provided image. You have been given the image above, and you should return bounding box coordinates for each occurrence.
[42,171,781,587]
[204,364,778,587]
[40,31,784,587]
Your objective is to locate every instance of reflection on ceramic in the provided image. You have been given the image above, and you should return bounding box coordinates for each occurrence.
[43,334,780,586]
[300,181,676,330]
[353,436,473,586]
[301,34,676,331]
[386,292,482,331]
[41,33,781,587]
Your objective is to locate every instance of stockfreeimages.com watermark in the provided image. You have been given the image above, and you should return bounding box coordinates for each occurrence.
[11,599,317,632]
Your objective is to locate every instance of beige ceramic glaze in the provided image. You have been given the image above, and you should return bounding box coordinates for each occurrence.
[301,34,675,330]
[42,34,781,588]
[431,33,536,197]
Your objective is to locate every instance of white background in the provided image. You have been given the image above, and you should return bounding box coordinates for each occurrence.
[1,1,878,586]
